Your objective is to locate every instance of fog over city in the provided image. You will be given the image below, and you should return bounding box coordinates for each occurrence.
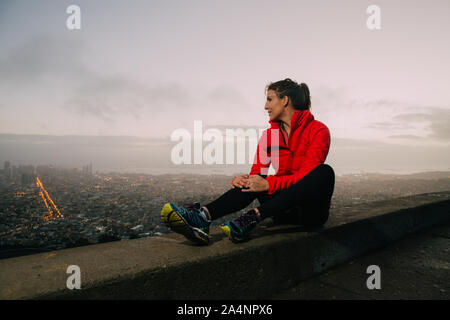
[0,133,449,176]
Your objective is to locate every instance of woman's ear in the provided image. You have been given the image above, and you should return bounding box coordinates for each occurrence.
[282,96,289,107]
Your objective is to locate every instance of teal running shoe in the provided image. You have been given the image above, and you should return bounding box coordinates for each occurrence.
[220,209,261,243]
[161,202,211,245]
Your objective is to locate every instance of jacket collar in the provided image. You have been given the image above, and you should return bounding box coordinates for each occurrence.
[269,110,314,133]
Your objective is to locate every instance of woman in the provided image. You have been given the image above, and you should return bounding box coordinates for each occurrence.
[161,78,335,244]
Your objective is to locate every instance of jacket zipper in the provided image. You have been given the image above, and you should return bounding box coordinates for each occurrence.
[280,122,288,147]
[280,122,294,172]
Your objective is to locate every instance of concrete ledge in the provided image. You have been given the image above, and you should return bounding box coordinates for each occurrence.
[1,191,449,299]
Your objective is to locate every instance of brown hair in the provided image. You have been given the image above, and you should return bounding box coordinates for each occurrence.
[265,78,311,111]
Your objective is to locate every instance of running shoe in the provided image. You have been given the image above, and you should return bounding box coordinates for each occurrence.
[161,202,211,245]
[220,209,261,243]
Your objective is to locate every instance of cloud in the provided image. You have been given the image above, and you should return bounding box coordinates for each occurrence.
[368,122,402,130]
[393,107,450,141]
[0,34,201,135]
[389,134,425,140]
[0,34,196,122]
[0,34,90,87]
[331,137,386,149]
[424,108,450,141]
[311,86,420,133]
[313,86,406,114]
[0,34,258,137]
[0,133,172,148]
[64,78,194,123]
[206,86,250,107]
[393,112,430,122]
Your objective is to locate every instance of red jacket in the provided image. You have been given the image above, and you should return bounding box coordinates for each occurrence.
[249,110,331,195]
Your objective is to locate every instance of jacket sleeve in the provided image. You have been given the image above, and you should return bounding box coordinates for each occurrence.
[264,125,330,195]
[249,129,271,176]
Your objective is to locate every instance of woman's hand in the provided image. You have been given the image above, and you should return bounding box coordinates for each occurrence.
[231,174,250,189]
[241,175,269,192]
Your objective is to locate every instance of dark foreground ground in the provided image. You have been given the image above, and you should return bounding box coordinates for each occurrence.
[270,221,450,299]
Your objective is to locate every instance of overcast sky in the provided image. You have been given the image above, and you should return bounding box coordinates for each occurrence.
[0,0,449,174]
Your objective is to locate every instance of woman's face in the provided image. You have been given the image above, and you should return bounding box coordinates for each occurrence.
[265,89,287,122]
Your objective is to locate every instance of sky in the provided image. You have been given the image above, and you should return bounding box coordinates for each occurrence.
[0,0,449,175]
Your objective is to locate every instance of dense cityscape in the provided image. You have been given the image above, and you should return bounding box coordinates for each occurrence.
[1,161,449,259]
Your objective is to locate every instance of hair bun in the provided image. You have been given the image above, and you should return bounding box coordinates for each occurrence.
[300,83,310,97]
[300,83,311,108]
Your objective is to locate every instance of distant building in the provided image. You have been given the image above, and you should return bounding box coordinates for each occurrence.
[36,165,52,176]
[21,173,34,186]
[4,161,11,179]
[17,165,35,186]
[82,163,93,176]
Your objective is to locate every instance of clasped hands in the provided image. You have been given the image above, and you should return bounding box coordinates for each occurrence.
[231,174,269,192]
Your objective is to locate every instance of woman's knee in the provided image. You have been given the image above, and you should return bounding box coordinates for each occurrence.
[298,164,335,188]
[315,164,335,196]
[317,164,335,180]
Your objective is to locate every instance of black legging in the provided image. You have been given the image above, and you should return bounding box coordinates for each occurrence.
[205,164,335,227]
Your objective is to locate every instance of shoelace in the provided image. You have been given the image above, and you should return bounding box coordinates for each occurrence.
[181,203,206,225]
[183,203,199,211]
[234,211,258,231]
